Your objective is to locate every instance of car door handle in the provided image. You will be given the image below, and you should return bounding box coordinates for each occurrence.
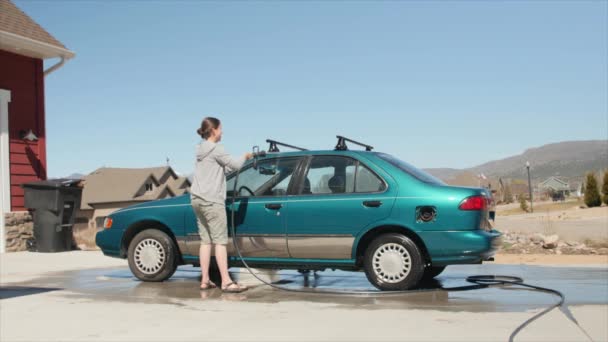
[265,203,283,210]
[363,200,382,208]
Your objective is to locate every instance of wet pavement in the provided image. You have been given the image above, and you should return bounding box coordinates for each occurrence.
[4,264,607,313]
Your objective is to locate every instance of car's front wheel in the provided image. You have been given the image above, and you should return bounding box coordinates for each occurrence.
[363,233,424,291]
[127,229,178,282]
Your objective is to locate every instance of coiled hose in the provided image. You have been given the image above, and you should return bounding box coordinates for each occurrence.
[228,154,591,342]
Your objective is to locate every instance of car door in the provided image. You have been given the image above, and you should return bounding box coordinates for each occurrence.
[185,156,303,258]
[286,155,395,260]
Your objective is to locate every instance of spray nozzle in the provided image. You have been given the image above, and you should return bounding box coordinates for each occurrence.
[252,146,266,169]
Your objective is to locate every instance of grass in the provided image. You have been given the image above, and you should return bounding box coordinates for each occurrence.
[497,198,585,216]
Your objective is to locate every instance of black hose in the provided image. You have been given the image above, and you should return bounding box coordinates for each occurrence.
[229,158,591,342]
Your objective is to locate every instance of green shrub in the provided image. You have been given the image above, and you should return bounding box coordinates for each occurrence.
[602,171,608,205]
[519,195,529,212]
[584,172,602,207]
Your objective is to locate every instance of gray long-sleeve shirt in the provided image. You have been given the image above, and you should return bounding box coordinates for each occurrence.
[190,140,245,204]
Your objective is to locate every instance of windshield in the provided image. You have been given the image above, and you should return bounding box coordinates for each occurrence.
[375,153,445,185]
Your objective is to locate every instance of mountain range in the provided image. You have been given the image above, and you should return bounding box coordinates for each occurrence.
[425,140,608,183]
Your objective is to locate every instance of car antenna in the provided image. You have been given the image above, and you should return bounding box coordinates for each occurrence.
[266,139,308,153]
[335,135,374,151]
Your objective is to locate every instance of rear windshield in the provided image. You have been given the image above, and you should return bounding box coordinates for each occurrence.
[375,153,445,185]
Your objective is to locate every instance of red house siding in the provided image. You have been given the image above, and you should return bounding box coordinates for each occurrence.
[0,49,47,212]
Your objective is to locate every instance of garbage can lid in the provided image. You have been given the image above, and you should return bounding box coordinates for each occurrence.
[21,178,83,189]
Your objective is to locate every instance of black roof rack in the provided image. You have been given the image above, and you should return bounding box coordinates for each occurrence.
[335,135,374,151]
[266,139,308,153]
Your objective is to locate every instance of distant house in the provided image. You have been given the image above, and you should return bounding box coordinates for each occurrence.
[538,176,570,197]
[75,166,190,233]
[1,0,74,252]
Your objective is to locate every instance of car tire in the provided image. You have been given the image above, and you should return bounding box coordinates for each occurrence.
[128,229,179,282]
[421,266,446,282]
[363,233,424,291]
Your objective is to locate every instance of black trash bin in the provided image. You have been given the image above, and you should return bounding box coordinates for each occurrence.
[22,179,83,252]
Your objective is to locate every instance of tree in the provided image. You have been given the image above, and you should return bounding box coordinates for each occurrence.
[503,184,514,204]
[519,195,528,212]
[602,170,608,205]
[584,172,602,207]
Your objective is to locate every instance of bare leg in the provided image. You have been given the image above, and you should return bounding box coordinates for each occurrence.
[215,244,248,291]
[214,244,232,286]
[199,243,212,286]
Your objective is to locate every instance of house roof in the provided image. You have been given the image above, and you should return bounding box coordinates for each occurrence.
[168,176,190,188]
[80,167,182,210]
[539,176,570,191]
[149,166,177,182]
[134,183,175,201]
[0,0,74,59]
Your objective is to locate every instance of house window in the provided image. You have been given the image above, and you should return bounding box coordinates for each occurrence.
[145,183,153,192]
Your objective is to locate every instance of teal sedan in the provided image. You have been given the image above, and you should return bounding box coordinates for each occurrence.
[96,147,501,291]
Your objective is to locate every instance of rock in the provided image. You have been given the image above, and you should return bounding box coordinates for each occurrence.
[530,233,545,244]
[542,234,559,249]
[566,241,578,247]
[556,249,562,255]
[597,248,608,255]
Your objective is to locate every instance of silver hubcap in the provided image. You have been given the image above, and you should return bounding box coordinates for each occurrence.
[373,243,411,283]
[134,239,166,274]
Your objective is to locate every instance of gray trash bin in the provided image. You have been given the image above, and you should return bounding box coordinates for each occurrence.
[22,179,83,252]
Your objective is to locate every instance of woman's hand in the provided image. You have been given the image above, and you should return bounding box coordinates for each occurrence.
[244,152,254,160]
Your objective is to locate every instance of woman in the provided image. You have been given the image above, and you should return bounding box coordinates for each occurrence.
[191,117,252,293]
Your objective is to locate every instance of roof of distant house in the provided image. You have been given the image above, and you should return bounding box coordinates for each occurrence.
[80,166,191,210]
[539,176,570,191]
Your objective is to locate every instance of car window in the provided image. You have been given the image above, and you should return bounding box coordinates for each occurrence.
[303,156,356,195]
[356,163,386,192]
[226,158,300,197]
[375,152,445,185]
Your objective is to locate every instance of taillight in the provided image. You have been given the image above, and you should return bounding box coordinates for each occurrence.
[103,217,113,229]
[459,195,487,211]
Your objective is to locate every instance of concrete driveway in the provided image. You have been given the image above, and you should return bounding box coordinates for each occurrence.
[1,251,607,341]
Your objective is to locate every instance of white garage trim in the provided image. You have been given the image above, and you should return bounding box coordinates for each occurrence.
[0,89,11,253]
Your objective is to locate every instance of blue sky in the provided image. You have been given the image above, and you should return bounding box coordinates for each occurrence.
[15,0,608,177]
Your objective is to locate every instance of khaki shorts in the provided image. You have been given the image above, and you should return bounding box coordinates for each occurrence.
[191,196,228,245]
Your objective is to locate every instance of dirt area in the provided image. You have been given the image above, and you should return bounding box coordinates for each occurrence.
[495,202,608,251]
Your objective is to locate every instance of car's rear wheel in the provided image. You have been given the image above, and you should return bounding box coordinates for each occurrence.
[128,229,178,282]
[422,266,446,282]
[363,233,424,291]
